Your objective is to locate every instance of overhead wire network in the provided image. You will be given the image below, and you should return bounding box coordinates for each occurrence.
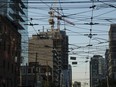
[27,0,116,87]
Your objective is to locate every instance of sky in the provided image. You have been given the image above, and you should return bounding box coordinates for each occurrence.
[27,0,116,87]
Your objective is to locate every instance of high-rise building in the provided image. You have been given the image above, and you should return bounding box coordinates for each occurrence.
[0,15,21,87]
[105,49,109,77]
[18,0,28,65]
[90,55,105,87]
[29,29,68,87]
[109,24,116,82]
[68,65,72,87]
[0,0,28,65]
[0,0,28,86]
[61,65,72,87]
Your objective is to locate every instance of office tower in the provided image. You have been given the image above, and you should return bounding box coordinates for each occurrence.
[90,55,105,87]
[61,65,72,87]
[105,49,109,77]
[109,24,116,84]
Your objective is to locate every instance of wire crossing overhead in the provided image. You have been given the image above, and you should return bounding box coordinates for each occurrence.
[22,1,116,4]
[1,0,115,4]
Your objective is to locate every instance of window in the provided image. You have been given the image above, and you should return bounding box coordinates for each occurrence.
[114,73,116,79]
[12,64,14,73]
[8,62,9,71]
[28,68,31,73]
[33,67,36,73]
[113,60,116,66]
[111,33,116,40]
[3,60,5,67]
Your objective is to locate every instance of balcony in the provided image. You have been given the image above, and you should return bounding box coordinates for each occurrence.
[14,13,25,22]
[19,0,27,9]
[9,2,25,15]
[8,11,24,22]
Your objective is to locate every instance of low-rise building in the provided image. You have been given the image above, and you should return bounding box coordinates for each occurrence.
[21,62,52,87]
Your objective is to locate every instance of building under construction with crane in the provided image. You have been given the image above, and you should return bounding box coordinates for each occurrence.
[28,28,69,87]
[25,7,72,87]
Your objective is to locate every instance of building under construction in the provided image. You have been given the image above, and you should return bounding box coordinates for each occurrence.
[28,29,68,87]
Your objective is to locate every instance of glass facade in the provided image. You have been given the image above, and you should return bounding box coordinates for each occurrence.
[90,55,106,87]
[0,0,28,65]
[18,0,28,65]
[0,0,7,15]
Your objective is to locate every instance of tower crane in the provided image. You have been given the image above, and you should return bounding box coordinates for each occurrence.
[48,1,75,31]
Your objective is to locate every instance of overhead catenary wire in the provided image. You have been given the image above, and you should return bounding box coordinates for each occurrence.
[1,1,115,84]
[26,1,110,59]
[5,0,115,4]
[25,1,114,84]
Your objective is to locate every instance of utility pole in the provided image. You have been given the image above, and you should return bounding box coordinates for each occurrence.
[34,52,38,87]
[46,61,49,87]
[26,63,28,87]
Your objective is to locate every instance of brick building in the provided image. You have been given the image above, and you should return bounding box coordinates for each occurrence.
[0,15,21,87]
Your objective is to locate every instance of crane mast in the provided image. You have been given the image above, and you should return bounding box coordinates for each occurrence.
[48,9,55,31]
[48,0,75,31]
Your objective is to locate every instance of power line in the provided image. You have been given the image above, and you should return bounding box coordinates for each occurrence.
[1,1,115,4]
